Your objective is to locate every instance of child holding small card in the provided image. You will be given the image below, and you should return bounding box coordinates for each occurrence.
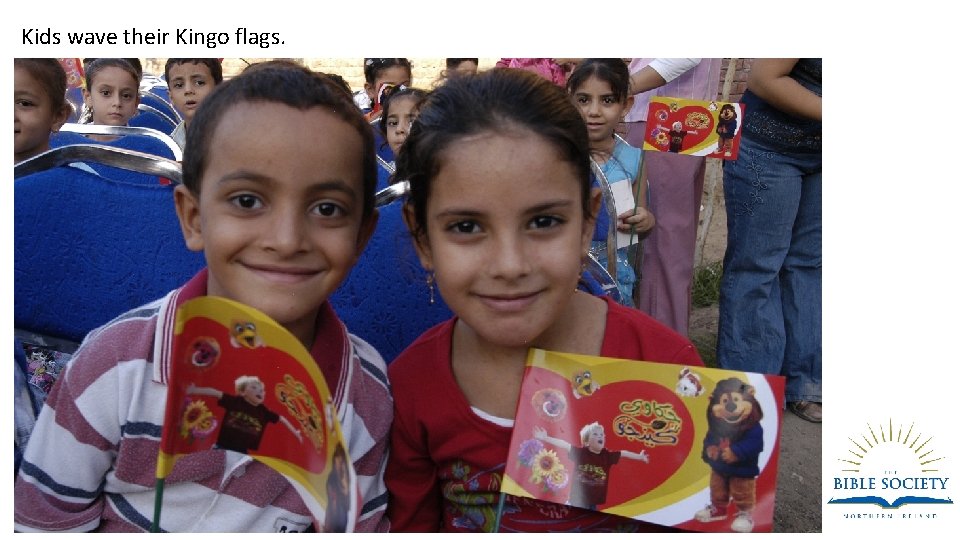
[567,59,654,302]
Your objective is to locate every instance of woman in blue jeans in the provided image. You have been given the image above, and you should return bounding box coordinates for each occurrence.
[716,59,822,422]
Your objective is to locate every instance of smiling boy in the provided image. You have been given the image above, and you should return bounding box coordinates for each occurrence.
[14,64,390,533]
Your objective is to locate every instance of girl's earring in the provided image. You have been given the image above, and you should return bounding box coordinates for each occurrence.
[426,271,436,305]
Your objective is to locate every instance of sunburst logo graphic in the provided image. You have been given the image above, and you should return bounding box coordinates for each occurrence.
[829,419,952,509]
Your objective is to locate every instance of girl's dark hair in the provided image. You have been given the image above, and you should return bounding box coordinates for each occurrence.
[446,58,478,68]
[363,58,412,84]
[182,65,377,223]
[377,86,429,140]
[14,59,69,113]
[84,58,141,88]
[566,58,631,103]
[163,58,224,85]
[397,68,591,240]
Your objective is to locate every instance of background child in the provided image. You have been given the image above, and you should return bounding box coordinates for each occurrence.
[14,65,391,533]
[164,58,223,150]
[82,58,141,132]
[359,58,412,121]
[14,58,71,163]
[385,68,702,533]
[435,58,479,86]
[376,86,428,189]
[567,58,654,303]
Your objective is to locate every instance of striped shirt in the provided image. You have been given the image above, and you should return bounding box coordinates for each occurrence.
[14,270,392,532]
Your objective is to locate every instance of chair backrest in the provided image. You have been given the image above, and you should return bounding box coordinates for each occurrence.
[14,163,205,345]
[129,104,177,134]
[50,124,181,185]
[329,199,453,364]
[139,90,181,123]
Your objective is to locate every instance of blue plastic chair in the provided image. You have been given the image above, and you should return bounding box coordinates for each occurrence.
[129,104,177,134]
[14,151,204,347]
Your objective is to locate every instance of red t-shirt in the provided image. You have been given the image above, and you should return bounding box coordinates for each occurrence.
[386,297,702,532]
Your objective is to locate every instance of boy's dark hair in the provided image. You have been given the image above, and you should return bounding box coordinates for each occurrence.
[446,58,478,69]
[164,58,224,85]
[566,58,631,103]
[363,58,412,84]
[377,86,429,139]
[397,68,591,241]
[319,72,354,99]
[84,58,141,88]
[14,59,69,113]
[182,65,377,223]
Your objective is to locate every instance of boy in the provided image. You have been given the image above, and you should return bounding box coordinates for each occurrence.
[14,65,389,533]
[534,423,649,510]
[164,58,223,150]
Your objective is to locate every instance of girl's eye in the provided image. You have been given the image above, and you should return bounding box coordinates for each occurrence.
[313,202,344,217]
[387,119,399,127]
[231,194,263,209]
[576,95,589,104]
[100,90,111,97]
[530,215,562,229]
[449,221,480,234]
[15,99,35,108]
[602,96,617,105]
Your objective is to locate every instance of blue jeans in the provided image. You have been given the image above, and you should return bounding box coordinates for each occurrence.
[716,136,821,403]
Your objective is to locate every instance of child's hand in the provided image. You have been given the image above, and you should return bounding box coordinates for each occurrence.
[617,207,656,235]
[533,426,547,440]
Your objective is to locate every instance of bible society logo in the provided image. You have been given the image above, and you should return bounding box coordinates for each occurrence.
[828,419,952,521]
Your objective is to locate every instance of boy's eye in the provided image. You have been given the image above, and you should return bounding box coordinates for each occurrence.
[231,194,263,209]
[172,81,184,89]
[313,202,345,217]
[195,79,206,86]
[530,215,563,229]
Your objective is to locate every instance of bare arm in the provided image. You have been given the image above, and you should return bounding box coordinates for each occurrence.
[533,426,571,452]
[621,449,650,463]
[185,383,222,398]
[279,416,303,442]
[746,59,821,121]
[628,58,701,95]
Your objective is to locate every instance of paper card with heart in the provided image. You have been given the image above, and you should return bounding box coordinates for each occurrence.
[501,348,785,533]
[642,97,745,160]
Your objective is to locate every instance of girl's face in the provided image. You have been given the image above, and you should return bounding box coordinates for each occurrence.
[385,96,418,155]
[14,66,68,163]
[571,75,626,148]
[83,66,140,126]
[365,66,411,104]
[410,129,597,349]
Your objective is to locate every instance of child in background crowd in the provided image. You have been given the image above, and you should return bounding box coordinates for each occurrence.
[434,58,479,86]
[14,59,71,164]
[81,58,141,141]
[376,86,429,189]
[385,68,701,533]
[358,58,412,122]
[164,58,223,150]
[567,58,654,303]
[15,64,391,533]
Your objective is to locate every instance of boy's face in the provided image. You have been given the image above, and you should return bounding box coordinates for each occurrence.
[240,380,265,405]
[167,61,216,125]
[586,428,605,453]
[175,101,377,346]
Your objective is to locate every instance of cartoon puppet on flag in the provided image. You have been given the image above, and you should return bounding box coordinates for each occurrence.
[154,296,357,532]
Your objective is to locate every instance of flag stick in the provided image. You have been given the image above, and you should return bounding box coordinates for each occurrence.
[151,478,166,532]
[492,492,506,532]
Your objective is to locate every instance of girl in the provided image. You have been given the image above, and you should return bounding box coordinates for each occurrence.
[360,58,412,121]
[376,86,428,189]
[567,58,655,303]
[81,58,141,139]
[379,86,428,159]
[385,68,702,532]
[14,59,71,163]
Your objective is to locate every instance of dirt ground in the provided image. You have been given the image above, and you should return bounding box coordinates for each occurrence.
[690,184,822,533]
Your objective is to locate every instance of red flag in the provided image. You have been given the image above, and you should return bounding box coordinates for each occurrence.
[57,58,85,89]
[502,349,784,532]
[155,296,357,532]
